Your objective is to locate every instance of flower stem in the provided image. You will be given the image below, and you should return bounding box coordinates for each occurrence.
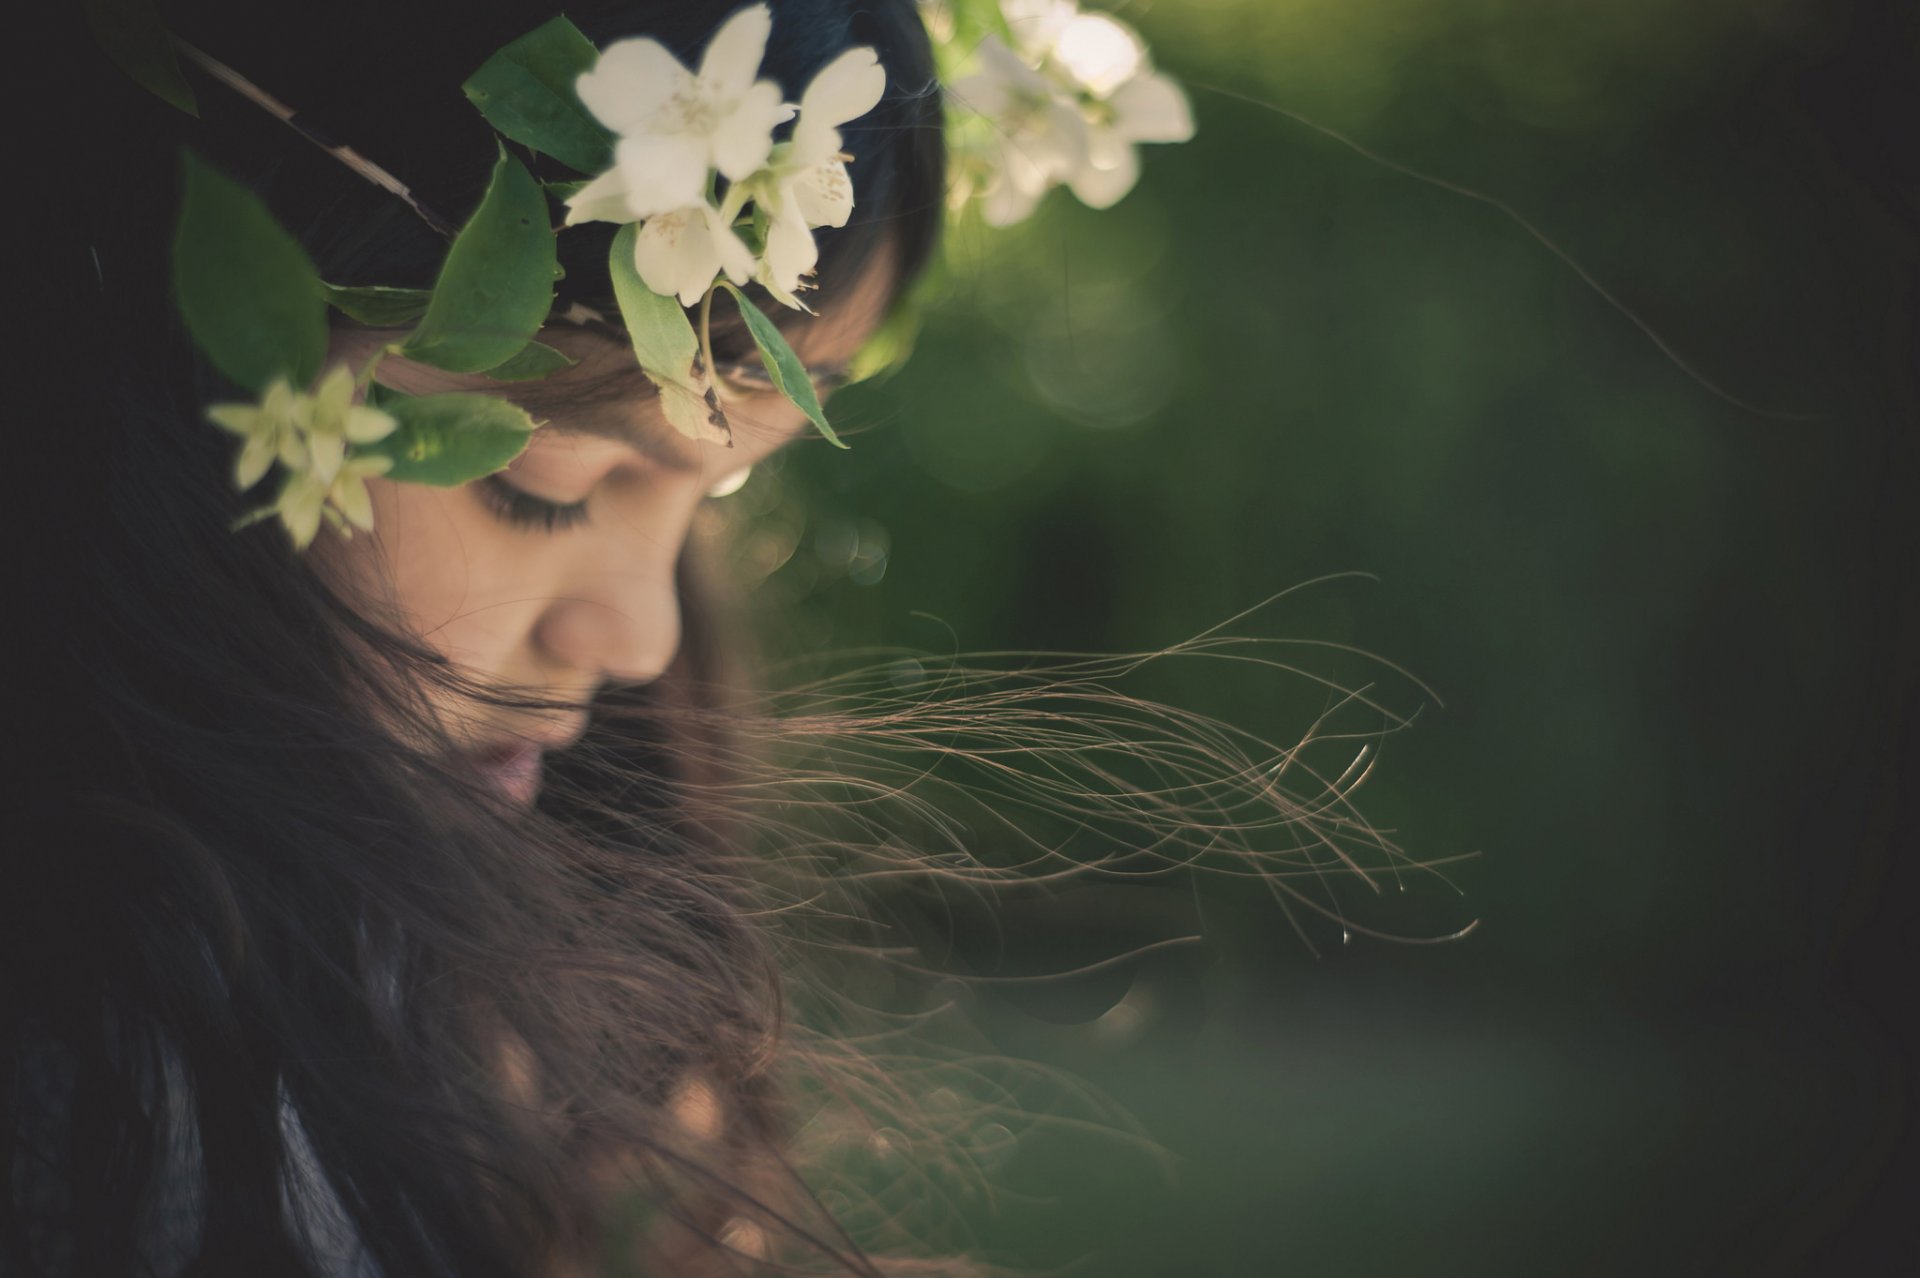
[697,283,717,384]
[173,40,456,238]
[358,348,392,393]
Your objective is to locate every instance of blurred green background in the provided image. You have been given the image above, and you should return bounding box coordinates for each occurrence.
[719,1,1916,1273]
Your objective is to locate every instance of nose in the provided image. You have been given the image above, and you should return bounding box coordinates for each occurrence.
[531,557,684,686]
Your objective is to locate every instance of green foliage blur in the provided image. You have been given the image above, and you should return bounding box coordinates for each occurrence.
[716,1,1914,1272]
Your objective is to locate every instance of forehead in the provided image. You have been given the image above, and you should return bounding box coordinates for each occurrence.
[331,256,897,465]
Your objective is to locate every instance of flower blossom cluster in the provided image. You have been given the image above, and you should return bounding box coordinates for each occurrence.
[565,4,887,309]
[208,365,396,549]
[949,0,1194,226]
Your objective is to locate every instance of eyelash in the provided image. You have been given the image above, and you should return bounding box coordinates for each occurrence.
[474,473,590,533]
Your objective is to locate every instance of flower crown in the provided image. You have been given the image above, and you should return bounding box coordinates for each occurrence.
[97,0,1193,548]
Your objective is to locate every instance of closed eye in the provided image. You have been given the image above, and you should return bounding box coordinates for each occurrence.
[474,473,590,533]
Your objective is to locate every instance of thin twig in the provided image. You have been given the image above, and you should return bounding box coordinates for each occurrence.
[174,39,457,240]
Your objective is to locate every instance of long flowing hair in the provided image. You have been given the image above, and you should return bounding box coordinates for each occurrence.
[13,3,946,1274]
[9,3,1440,1275]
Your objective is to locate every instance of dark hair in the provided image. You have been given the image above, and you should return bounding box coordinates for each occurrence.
[12,3,948,1275]
[14,5,1436,1275]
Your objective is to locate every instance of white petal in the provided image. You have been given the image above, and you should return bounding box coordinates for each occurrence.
[577,38,691,133]
[762,206,818,294]
[1031,100,1092,178]
[1109,71,1194,143]
[260,379,296,423]
[278,475,327,549]
[981,174,1045,227]
[635,209,721,308]
[994,130,1059,199]
[800,47,886,132]
[790,162,854,229]
[344,405,397,444]
[949,70,1013,122]
[708,80,789,180]
[614,133,710,219]
[207,403,262,439]
[235,433,276,490]
[1052,13,1144,98]
[564,167,634,226]
[311,365,355,426]
[1069,142,1139,209]
[975,33,1050,98]
[331,472,377,533]
[990,131,1052,201]
[1084,122,1132,174]
[790,116,839,170]
[704,205,758,287]
[1001,0,1076,57]
[697,4,773,102]
[304,429,346,485]
[792,49,882,165]
[307,362,357,437]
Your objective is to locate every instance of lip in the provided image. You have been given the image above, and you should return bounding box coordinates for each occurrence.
[463,721,586,806]
[467,740,546,805]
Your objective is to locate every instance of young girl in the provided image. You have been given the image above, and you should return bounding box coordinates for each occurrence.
[16,1,952,1274]
[17,0,1388,1273]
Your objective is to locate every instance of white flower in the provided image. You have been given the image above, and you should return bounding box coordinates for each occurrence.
[787,46,887,219]
[568,4,793,223]
[207,376,306,490]
[208,364,398,549]
[948,3,1194,224]
[568,16,885,313]
[755,202,820,309]
[951,34,1090,227]
[754,46,887,300]
[1055,14,1193,210]
[564,10,890,331]
[998,0,1079,60]
[1045,8,1140,96]
[297,364,399,482]
[633,201,757,306]
[275,452,394,550]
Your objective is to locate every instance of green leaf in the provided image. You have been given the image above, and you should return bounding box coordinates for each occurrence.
[718,282,847,449]
[543,178,592,201]
[321,283,433,327]
[363,390,536,486]
[172,151,326,393]
[462,17,614,176]
[483,340,577,381]
[84,0,197,116]
[607,224,729,445]
[403,147,556,374]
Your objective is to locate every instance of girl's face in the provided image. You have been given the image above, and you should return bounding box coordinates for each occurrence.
[321,271,889,802]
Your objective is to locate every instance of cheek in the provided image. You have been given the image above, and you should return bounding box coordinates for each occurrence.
[324,478,547,684]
